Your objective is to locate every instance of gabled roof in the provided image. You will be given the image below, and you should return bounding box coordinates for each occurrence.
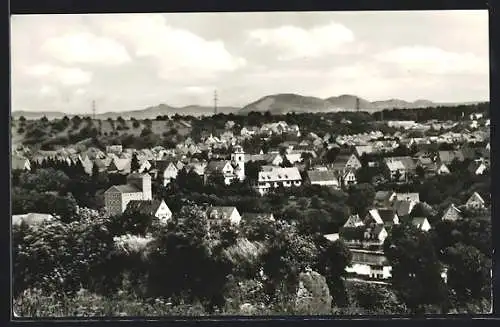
[377,209,398,224]
[395,192,420,203]
[307,170,338,183]
[467,192,485,205]
[258,167,302,182]
[124,199,165,216]
[343,214,365,228]
[392,200,413,217]
[374,191,395,203]
[366,209,384,224]
[105,184,141,194]
[206,160,231,173]
[207,206,238,219]
[438,150,464,164]
[385,158,406,171]
[364,224,386,240]
[412,217,429,229]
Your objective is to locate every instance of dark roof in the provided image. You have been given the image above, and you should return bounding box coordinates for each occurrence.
[152,159,178,172]
[374,191,395,203]
[351,249,388,265]
[364,224,385,240]
[392,200,413,217]
[378,209,398,224]
[124,200,164,216]
[206,160,229,173]
[307,170,337,183]
[439,150,464,164]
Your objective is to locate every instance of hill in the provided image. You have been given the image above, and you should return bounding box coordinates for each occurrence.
[239,93,336,115]
[12,104,240,121]
[326,94,375,110]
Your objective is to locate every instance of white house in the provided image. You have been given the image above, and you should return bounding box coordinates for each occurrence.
[207,206,242,225]
[124,199,172,225]
[340,169,357,187]
[12,156,31,171]
[412,217,431,232]
[441,203,463,221]
[465,192,486,210]
[345,249,392,280]
[256,166,302,195]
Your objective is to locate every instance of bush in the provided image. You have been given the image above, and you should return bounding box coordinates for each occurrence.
[132,121,140,129]
[17,127,25,134]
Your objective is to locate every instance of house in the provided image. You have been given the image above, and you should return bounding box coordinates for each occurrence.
[412,217,431,232]
[256,167,302,195]
[307,170,339,188]
[12,156,31,171]
[355,145,375,157]
[436,163,451,175]
[207,206,242,225]
[151,159,182,186]
[331,154,362,173]
[343,214,365,228]
[124,199,172,225]
[468,160,487,175]
[104,173,153,216]
[241,212,275,222]
[364,209,384,225]
[324,233,340,242]
[441,203,463,221]
[373,191,397,207]
[205,160,236,185]
[106,145,123,154]
[465,192,486,210]
[12,213,55,226]
[384,158,406,181]
[340,169,357,187]
[138,159,153,173]
[376,209,400,227]
[345,249,392,280]
[438,150,465,165]
[394,193,420,203]
[392,200,416,217]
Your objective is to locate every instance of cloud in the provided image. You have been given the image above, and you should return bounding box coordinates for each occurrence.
[97,14,246,80]
[374,46,488,75]
[41,32,131,65]
[39,85,57,96]
[26,64,92,86]
[248,21,355,60]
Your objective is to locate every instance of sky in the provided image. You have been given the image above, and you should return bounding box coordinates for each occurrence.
[10,10,489,114]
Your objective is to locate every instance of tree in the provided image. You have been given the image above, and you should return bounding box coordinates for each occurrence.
[19,116,26,122]
[130,153,140,173]
[384,222,449,313]
[347,183,375,216]
[444,243,491,303]
[314,237,352,307]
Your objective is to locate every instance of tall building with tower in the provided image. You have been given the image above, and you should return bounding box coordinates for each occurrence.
[104,173,153,216]
[231,145,245,181]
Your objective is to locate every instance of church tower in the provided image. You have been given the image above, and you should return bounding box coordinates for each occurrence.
[231,145,245,181]
[142,173,152,200]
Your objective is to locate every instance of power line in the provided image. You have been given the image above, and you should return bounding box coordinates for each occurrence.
[92,99,96,120]
[213,90,218,115]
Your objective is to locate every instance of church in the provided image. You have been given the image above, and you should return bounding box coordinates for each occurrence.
[104,172,153,216]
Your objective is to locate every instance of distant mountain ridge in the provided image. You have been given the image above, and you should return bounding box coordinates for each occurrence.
[12,93,484,120]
